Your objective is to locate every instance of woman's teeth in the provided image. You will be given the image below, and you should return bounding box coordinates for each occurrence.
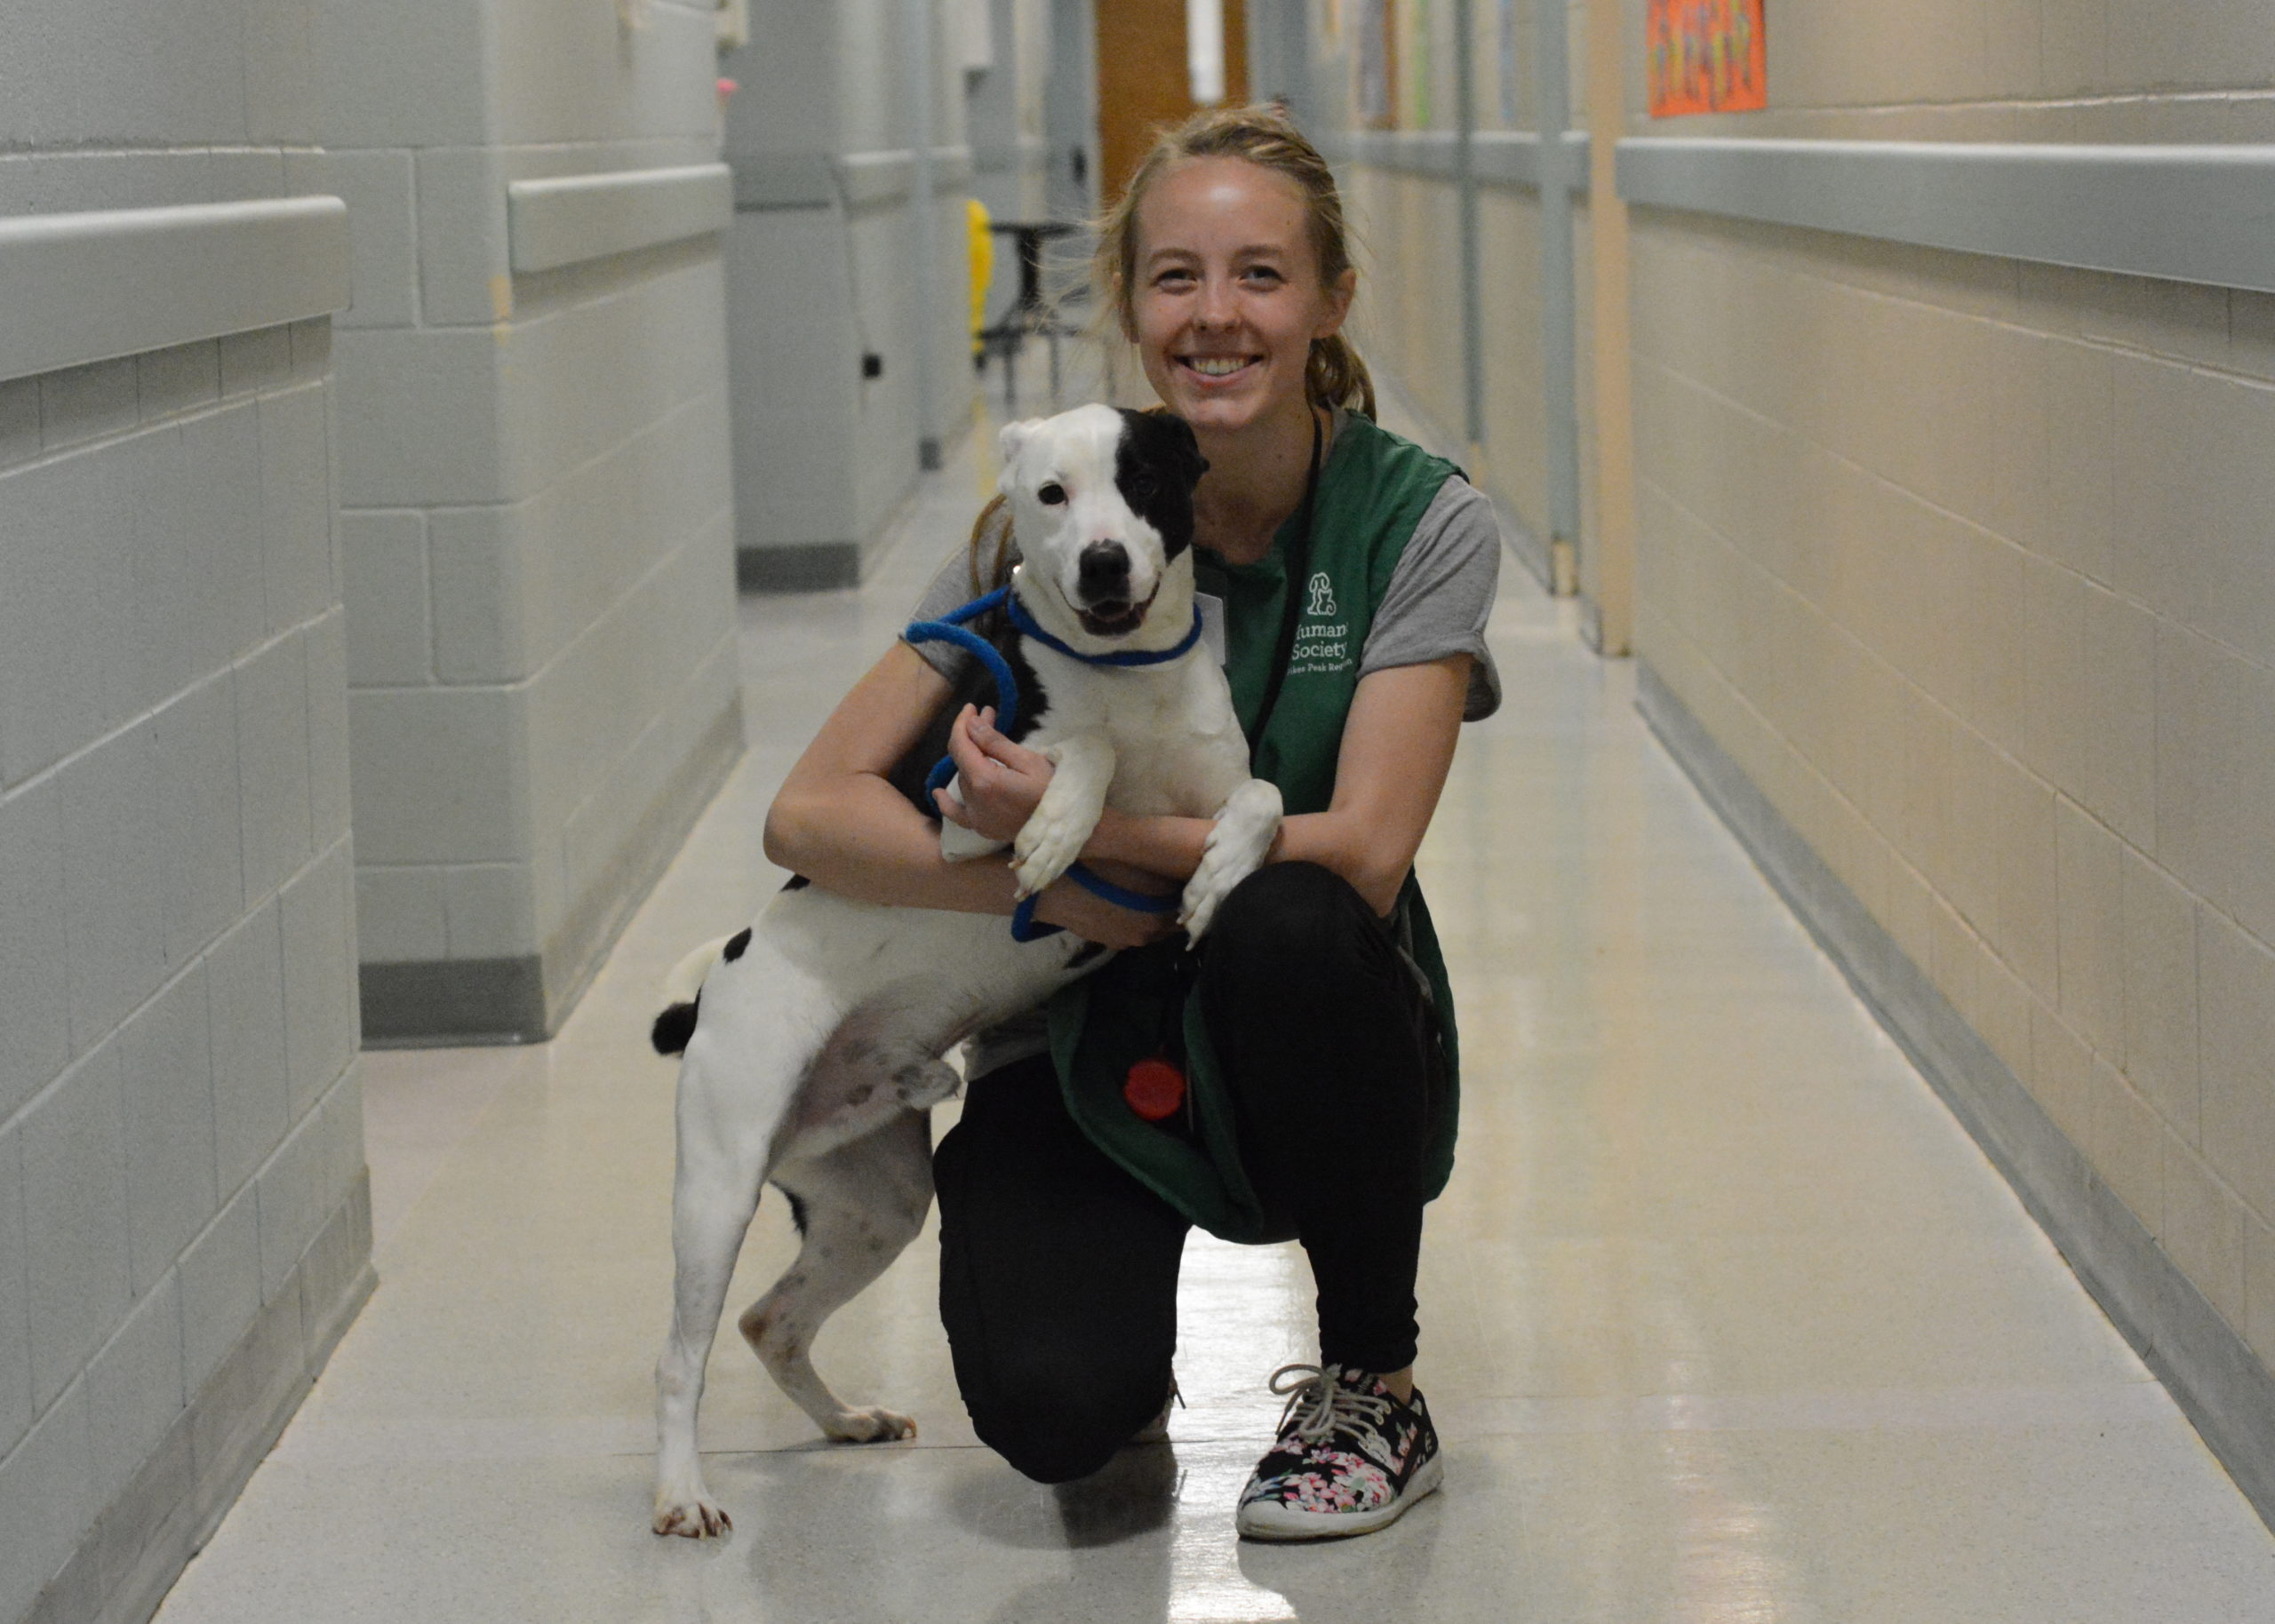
[1186,356,1251,377]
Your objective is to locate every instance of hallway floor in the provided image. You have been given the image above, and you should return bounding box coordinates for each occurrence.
[155,394,2275,1622]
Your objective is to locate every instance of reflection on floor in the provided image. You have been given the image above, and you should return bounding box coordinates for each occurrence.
[156,383,2275,1622]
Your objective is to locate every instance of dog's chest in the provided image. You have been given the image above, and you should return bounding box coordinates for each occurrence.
[1035,655,1248,817]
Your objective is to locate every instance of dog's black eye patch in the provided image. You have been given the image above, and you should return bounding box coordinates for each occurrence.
[1114,410,1206,560]
[723,927,753,960]
[1038,482,1066,506]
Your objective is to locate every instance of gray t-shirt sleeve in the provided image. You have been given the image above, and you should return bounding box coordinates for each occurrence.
[1359,474,1504,720]
[906,545,986,682]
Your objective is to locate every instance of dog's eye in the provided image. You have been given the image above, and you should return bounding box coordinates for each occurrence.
[1037,482,1066,506]
[1130,473,1157,499]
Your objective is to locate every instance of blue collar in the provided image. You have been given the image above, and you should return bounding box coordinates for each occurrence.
[1004,589,1204,667]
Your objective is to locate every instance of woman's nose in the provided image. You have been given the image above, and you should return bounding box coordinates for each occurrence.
[1193,275,1237,328]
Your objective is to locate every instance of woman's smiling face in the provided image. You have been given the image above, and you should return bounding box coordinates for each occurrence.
[1128,156,1354,434]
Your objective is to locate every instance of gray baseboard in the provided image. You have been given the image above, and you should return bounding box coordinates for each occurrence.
[1635,663,2275,1535]
[361,696,746,1047]
[738,541,861,593]
[26,1175,375,1624]
[360,956,547,1047]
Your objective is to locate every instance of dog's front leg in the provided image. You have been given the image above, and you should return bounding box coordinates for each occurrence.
[1011,734,1114,898]
[1180,778,1284,940]
[937,782,1006,861]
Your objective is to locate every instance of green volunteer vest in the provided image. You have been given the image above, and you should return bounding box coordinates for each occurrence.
[1046,414,1464,1243]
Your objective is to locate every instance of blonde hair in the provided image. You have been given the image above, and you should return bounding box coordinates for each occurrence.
[1093,102,1376,421]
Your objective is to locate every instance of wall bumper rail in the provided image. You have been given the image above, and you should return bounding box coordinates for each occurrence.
[0,195,350,385]
[1325,129,1591,194]
[507,162,735,275]
[1616,138,2275,294]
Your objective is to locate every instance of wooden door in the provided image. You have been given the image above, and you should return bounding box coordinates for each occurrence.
[1094,0,1249,205]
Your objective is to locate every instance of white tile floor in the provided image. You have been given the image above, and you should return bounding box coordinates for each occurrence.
[156,386,2275,1621]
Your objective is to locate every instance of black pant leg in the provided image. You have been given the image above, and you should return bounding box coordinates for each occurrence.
[935,1054,1189,1484]
[1197,862,1434,1375]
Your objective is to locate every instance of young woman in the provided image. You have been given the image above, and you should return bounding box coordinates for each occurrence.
[763,104,1500,1540]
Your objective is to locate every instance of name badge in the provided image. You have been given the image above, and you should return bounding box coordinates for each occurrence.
[1196,593,1228,667]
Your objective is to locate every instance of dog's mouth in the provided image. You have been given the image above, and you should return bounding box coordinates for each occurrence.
[1074,584,1158,639]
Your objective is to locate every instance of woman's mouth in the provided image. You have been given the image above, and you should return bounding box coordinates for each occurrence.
[1178,354,1259,383]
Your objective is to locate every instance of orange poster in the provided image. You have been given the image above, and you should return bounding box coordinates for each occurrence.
[1648,0,1766,117]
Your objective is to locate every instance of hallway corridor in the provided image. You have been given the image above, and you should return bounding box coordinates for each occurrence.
[148,406,2275,1623]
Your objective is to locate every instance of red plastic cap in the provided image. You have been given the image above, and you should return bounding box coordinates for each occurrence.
[1123,1059,1186,1122]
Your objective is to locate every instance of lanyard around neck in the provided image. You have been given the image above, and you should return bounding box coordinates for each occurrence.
[1243,408,1326,768]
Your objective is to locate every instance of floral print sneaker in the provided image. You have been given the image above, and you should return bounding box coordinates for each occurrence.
[1235,1363,1442,1540]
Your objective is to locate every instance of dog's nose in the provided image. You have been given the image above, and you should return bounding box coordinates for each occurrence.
[1078,542,1130,599]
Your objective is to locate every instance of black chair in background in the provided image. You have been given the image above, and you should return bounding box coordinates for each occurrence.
[977,219,1083,408]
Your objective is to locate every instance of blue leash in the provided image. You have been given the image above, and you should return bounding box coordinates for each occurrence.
[905,585,1190,942]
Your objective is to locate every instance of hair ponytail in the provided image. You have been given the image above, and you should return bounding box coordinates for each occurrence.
[1307,333,1376,423]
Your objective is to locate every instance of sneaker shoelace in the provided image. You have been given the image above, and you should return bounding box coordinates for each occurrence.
[1266,1362,1393,1447]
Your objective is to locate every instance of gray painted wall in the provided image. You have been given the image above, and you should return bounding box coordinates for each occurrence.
[721,0,981,589]
[323,0,745,1042]
[967,0,1053,330]
[0,6,368,1621]
[1042,0,1099,226]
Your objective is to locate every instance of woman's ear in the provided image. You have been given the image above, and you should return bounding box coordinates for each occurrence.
[1315,267,1358,339]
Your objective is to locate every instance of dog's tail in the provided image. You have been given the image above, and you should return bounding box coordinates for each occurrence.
[651,935,735,1057]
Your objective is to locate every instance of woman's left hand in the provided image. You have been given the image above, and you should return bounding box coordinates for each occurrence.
[933,705,1054,842]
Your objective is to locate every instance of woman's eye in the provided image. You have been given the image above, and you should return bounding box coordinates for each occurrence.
[1038,482,1066,506]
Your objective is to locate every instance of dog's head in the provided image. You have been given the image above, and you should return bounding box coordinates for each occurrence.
[997,404,1209,648]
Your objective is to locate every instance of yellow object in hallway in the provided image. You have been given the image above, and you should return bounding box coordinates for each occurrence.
[969,197,994,357]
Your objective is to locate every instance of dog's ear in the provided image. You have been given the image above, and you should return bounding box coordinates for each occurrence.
[1159,413,1209,490]
[996,419,1037,487]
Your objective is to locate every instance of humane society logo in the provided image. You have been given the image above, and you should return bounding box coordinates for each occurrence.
[1290,571,1352,677]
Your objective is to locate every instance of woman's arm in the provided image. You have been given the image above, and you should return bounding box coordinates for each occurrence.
[764,642,1176,949]
[946,654,1474,918]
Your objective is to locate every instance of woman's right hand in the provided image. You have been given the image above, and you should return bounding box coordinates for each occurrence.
[1027,872,1180,950]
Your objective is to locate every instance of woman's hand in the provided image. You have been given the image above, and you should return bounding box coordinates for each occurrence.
[933,705,1053,842]
[1027,871,1181,950]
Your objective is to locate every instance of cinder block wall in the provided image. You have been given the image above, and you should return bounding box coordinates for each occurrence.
[317,0,744,1043]
[0,8,369,1621]
[721,0,976,591]
[966,0,1053,332]
[1328,0,1560,567]
[1625,5,2275,1412]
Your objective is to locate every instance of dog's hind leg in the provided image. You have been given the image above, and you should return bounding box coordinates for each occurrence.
[651,1010,817,1538]
[740,1110,934,1443]
[767,977,971,1166]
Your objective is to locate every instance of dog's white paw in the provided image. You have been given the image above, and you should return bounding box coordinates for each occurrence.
[653,1481,733,1539]
[938,785,1005,862]
[825,1405,917,1444]
[1180,781,1281,941]
[1011,805,1088,898]
[1179,869,1234,942]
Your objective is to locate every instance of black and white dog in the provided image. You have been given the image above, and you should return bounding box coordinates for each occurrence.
[648,404,1281,1537]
